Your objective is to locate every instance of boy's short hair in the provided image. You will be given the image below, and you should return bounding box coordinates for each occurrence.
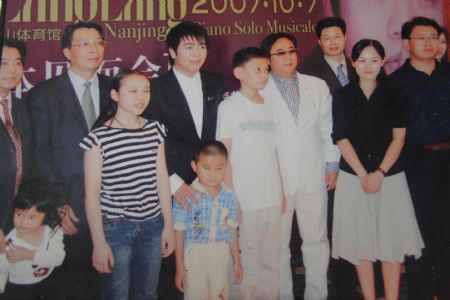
[194,141,228,162]
[61,21,105,49]
[401,16,441,40]
[315,17,346,38]
[166,21,209,65]
[260,33,297,58]
[3,39,27,63]
[232,47,266,69]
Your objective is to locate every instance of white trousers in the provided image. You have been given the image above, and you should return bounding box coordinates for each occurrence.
[231,206,281,300]
[279,190,329,300]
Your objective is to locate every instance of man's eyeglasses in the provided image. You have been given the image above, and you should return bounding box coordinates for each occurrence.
[71,40,107,49]
[270,48,298,58]
[409,35,439,42]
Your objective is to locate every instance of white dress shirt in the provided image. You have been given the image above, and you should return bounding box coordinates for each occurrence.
[67,68,101,117]
[324,55,348,77]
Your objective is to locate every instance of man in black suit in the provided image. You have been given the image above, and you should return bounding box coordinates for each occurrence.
[0,39,32,249]
[303,17,360,300]
[28,22,110,300]
[144,21,225,299]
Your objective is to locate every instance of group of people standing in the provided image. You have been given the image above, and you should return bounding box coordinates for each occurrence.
[0,13,448,300]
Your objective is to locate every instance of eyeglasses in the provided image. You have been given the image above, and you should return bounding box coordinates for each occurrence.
[410,35,439,42]
[270,48,298,57]
[71,40,107,49]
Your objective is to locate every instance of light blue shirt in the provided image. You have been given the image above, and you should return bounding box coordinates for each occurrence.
[173,179,239,245]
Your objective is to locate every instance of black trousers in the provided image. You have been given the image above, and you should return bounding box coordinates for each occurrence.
[2,272,59,300]
[53,227,100,300]
[403,146,450,300]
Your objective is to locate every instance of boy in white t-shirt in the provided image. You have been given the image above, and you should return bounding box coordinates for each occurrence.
[216,47,285,299]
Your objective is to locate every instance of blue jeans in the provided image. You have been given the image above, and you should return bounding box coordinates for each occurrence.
[100,215,163,300]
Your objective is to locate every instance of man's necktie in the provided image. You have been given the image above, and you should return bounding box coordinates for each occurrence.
[82,81,96,129]
[337,63,350,87]
[1,98,23,197]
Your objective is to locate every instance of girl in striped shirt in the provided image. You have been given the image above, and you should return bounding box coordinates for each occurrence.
[80,70,175,300]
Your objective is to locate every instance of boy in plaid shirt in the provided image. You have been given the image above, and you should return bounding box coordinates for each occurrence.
[173,141,242,299]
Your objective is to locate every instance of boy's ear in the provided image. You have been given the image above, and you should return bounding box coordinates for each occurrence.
[190,160,197,173]
[233,67,243,80]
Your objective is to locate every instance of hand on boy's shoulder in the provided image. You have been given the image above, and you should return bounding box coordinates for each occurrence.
[173,183,202,210]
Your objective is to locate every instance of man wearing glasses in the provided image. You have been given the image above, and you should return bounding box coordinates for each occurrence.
[389,16,450,300]
[28,21,110,300]
[260,33,340,300]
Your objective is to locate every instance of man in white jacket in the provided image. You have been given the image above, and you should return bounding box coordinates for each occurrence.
[260,33,340,300]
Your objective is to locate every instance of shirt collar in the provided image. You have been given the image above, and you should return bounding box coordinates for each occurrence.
[324,55,347,72]
[191,177,231,198]
[173,67,201,84]
[271,72,298,85]
[68,68,99,87]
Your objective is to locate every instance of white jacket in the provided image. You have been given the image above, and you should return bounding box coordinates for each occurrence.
[261,72,340,196]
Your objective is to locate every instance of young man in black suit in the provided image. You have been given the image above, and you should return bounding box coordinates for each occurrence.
[27,22,110,300]
[0,39,32,250]
[144,21,225,299]
[303,17,360,300]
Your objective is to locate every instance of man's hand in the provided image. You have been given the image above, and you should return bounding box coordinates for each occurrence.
[6,246,35,263]
[59,204,79,235]
[325,171,338,190]
[173,183,202,210]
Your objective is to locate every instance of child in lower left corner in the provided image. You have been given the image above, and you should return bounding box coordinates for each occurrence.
[174,140,243,300]
[0,181,65,300]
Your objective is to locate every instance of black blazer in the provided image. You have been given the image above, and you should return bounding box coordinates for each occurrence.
[0,96,33,231]
[144,69,225,185]
[303,55,357,96]
[27,71,111,225]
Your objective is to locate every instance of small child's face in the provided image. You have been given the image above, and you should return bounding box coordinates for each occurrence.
[191,154,227,190]
[13,206,45,236]
[235,57,269,91]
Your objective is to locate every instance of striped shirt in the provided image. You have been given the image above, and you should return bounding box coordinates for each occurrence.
[272,73,300,122]
[79,120,166,221]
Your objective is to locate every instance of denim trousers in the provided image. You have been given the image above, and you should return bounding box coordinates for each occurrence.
[100,215,163,300]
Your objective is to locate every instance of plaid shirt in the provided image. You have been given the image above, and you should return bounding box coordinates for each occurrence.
[173,179,239,245]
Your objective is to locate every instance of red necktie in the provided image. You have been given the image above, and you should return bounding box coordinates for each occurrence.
[1,98,23,197]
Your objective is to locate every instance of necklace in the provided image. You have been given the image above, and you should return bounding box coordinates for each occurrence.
[113,116,141,129]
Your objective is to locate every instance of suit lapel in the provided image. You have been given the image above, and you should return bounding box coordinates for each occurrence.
[57,72,88,130]
[268,77,297,129]
[167,70,200,141]
[297,73,313,128]
[200,71,215,140]
[320,57,341,89]
[98,75,110,109]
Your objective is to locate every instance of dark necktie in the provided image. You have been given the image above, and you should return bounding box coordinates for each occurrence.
[1,98,23,197]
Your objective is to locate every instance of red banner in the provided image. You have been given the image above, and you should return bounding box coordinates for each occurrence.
[3,0,447,96]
